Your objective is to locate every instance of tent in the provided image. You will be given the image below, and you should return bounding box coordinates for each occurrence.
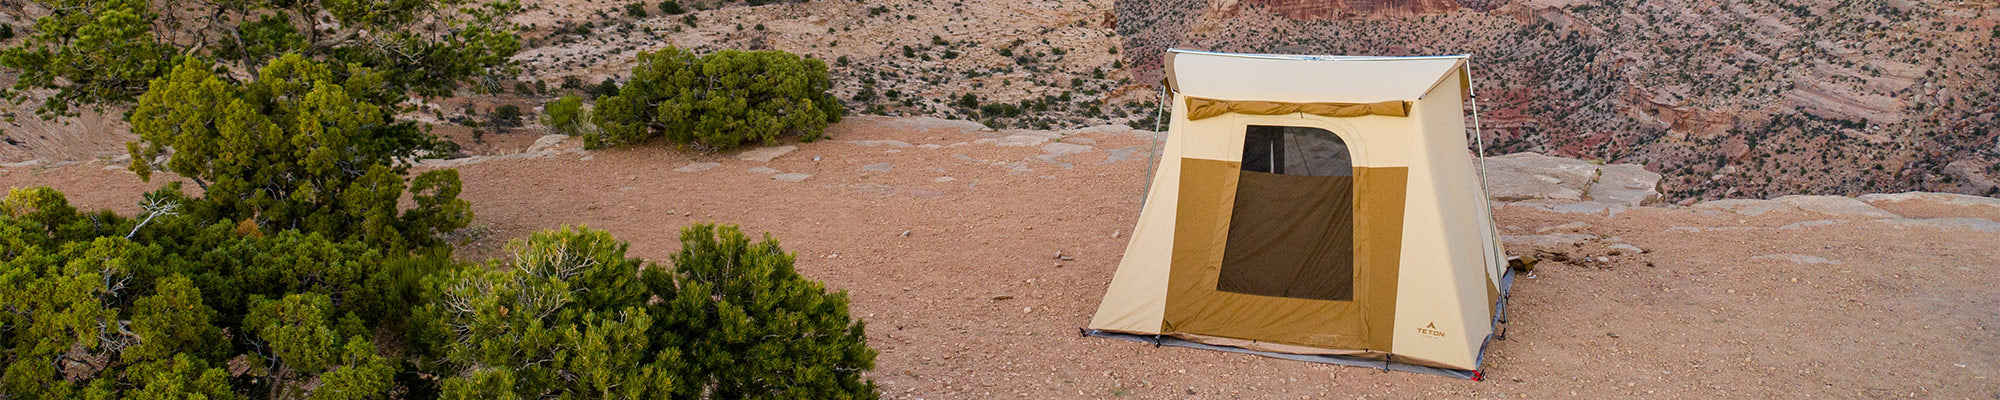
[1085,49,1514,379]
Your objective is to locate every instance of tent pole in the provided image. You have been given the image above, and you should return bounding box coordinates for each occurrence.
[1141,85,1168,203]
[1467,60,1501,275]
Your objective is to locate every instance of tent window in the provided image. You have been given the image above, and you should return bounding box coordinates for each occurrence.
[1219,125,1355,301]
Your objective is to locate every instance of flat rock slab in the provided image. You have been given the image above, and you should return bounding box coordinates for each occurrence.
[1588,164,1665,206]
[850,140,913,148]
[747,166,780,175]
[995,134,1054,147]
[1877,217,2000,233]
[1752,254,1841,264]
[1483,152,1599,202]
[862,163,894,173]
[1501,233,1595,247]
[1693,199,1796,216]
[1041,142,1094,156]
[772,173,812,182]
[1501,201,1629,216]
[1859,192,2000,207]
[674,162,720,173]
[736,145,798,162]
[1774,195,1899,218]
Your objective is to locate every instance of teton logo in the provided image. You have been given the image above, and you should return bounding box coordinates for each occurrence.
[1416,322,1446,338]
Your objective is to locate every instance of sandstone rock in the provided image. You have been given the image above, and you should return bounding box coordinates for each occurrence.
[674,162,720,173]
[1608,243,1645,254]
[851,140,913,148]
[1535,221,1591,233]
[1773,195,1898,218]
[1780,219,1845,230]
[933,176,957,183]
[1500,233,1594,247]
[1041,142,1093,156]
[772,173,812,182]
[1692,199,1796,216]
[1858,192,2000,208]
[747,166,780,174]
[525,134,575,154]
[1587,164,1665,206]
[1751,254,1841,264]
[1877,217,2000,233]
[995,134,1054,147]
[1483,153,1597,202]
[862,162,895,173]
[736,145,797,162]
[1501,201,1629,216]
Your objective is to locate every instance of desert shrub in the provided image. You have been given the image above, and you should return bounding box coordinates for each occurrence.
[418,224,877,399]
[490,104,525,128]
[587,47,843,149]
[543,95,589,135]
[0,187,439,399]
[661,0,688,14]
[126,55,471,251]
[625,2,650,17]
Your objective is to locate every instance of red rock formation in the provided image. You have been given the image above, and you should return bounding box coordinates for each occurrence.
[1244,0,1462,19]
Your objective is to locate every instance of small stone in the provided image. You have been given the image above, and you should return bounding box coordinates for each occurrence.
[674,162,720,173]
[1607,332,1620,338]
[899,230,911,237]
[1608,243,1645,254]
[862,162,894,173]
[773,173,812,182]
[1112,230,1122,238]
[934,176,957,183]
[992,295,1013,301]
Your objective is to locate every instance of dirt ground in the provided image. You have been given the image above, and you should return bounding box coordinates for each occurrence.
[2,116,1995,399]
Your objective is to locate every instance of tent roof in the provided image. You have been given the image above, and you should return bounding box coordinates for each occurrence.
[1165,49,1468,104]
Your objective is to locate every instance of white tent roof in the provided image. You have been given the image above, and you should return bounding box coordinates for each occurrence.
[1165,49,1468,104]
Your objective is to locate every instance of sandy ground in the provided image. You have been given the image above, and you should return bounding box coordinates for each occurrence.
[3,116,1996,399]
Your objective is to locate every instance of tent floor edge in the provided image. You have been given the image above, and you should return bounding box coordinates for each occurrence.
[1081,330,1479,380]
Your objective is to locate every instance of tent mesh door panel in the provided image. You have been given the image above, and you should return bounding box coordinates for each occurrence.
[1218,125,1355,301]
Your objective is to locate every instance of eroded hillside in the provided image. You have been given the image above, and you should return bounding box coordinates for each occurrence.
[1116,0,2000,200]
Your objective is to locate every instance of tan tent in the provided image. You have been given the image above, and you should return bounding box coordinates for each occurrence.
[1086,49,1514,379]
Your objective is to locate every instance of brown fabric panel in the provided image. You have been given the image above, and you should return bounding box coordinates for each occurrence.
[1165,160,1412,352]
[1352,167,1408,351]
[1216,172,1355,301]
[1185,97,1411,120]
[1166,158,1244,333]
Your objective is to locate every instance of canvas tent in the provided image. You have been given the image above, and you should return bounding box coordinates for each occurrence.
[1085,49,1514,379]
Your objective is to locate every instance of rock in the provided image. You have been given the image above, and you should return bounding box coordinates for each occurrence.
[995,134,1055,147]
[747,166,780,174]
[862,162,895,173]
[1587,164,1665,206]
[851,140,913,148]
[1692,199,1796,216]
[878,116,990,133]
[1773,195,1898,218]
[1608,243,1645,254]
[772,173,812,182]
[1535,221,1591,233]
[1041,142,1094,156]
[2,159,44,168]
[1483,153,1597,202]
[525,134,575,154]
[1500,233,1594,247]
[933,176,957,183]
[1877,217,2000,233]
[1751,254,1841,264]
[992,295,1014,301]
[917,144,944,150]
[736,145,797,162]
[1780,219,1846,229]
[1858,192,2000,208]
[1501,201,1629,216]
[674,162,720,173]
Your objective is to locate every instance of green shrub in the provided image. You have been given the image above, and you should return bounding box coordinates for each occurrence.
[588,47,844,150]
[542,95,589,135]
[489,104,524,128]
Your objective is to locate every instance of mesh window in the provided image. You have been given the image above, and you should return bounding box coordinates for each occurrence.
[1218,125,1356,301]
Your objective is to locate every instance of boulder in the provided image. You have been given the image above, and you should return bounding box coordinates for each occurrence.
[1773,195,1898,218]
